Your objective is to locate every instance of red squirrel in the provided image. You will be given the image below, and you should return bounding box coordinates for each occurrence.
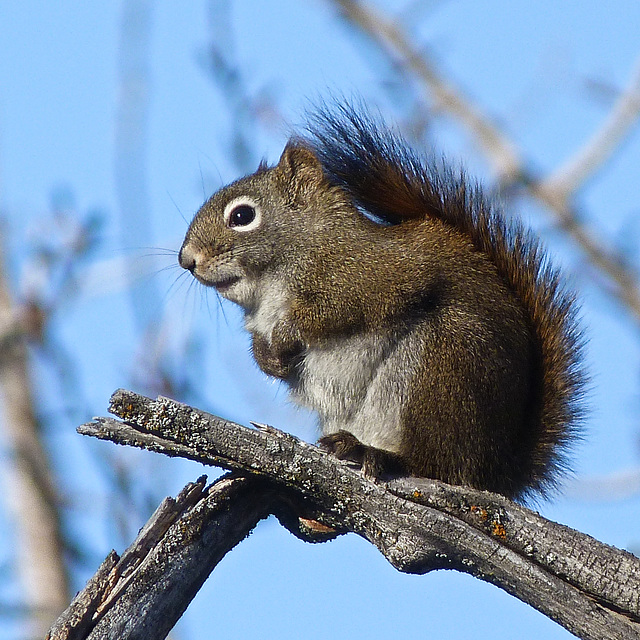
[179,105,584,500]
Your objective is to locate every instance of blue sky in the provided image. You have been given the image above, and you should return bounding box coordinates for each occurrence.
[1,1,640,639]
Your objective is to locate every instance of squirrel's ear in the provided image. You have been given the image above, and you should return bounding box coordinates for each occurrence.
[277,141,326,195]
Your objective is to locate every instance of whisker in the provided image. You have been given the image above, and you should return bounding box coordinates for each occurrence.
[199,159,207,201]
[216,290,228,325]
[165,270,192,300]
[156,263,183,276]
[167,191,190,225]
[137,245,179,254]
[140,250,180,259]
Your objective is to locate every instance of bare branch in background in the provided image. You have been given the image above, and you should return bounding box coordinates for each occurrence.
[328,0,640,324]
[331,0,525,180]
[541,57,640,198]
[0,241,70,637]
[199,0,284,175]
[114,0,162,333]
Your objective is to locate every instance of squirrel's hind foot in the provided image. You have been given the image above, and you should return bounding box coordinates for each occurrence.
[318,430,406,479]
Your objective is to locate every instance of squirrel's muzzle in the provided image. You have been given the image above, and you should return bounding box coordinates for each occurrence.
[178,244,197,273]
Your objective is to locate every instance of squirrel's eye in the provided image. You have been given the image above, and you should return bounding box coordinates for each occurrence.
[223,197,262,232]
[229,205,255,227]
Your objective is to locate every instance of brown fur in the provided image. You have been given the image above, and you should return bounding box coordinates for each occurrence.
[179,104,585,501]
[305,107,584,499]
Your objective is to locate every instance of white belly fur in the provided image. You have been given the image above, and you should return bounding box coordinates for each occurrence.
[243,276,290,337]
[241,277,405,454]
[292,332,405,453]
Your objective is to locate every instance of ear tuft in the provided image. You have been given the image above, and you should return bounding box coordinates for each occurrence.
[277,141,325,185]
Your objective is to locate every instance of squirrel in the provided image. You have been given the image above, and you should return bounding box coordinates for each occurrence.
[178,104,584,501]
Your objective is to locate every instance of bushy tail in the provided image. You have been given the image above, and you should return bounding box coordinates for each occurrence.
[306,103,585,497]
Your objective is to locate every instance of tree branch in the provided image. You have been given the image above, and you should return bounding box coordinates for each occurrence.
[47,474,274,640]
[50,389,640,640]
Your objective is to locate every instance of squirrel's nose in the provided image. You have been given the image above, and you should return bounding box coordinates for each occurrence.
[178,244,196,273]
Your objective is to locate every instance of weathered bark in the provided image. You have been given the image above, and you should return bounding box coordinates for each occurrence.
[51,389,640,639]
[47,474,273,640]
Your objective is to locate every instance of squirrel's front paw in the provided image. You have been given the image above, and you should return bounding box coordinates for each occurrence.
[251,332,296,379]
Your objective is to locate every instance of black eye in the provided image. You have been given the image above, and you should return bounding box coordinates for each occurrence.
[228,204,256,227]
[223,197,262,232]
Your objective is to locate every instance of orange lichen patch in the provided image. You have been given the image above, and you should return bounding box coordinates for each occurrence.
[470,505,488,521]
[491,522,507,540]
[413,490,423,499]
[118,402,136,419]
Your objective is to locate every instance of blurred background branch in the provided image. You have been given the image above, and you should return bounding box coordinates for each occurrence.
[328,0,640,323]
[0,238,69,638]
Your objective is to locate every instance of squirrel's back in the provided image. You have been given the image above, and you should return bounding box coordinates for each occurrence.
[303,105,585,499]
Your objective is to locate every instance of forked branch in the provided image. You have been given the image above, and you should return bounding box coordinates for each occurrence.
[49,390,640,640]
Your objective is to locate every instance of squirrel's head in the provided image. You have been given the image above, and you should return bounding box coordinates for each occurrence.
[179,142,358,309]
